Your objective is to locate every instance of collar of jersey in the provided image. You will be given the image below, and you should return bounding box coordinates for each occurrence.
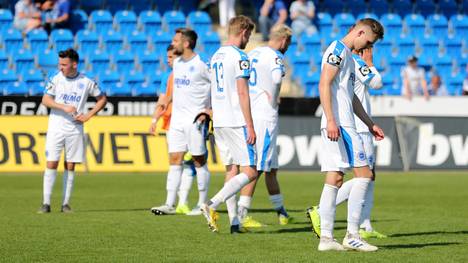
[64,72,80,80]
[179,53,198,63]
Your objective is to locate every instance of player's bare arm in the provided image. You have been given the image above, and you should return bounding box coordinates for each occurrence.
[319,63,340,141]
[237,77,256,145]
[41,94,76,114]
[352,94,384,141]
[75,94,107,123]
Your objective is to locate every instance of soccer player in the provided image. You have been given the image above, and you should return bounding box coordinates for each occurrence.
[312,18,385,252]
[200,15,257,234]
[150,28,211,216]
[236,24,293,228]
[38,48,107,213]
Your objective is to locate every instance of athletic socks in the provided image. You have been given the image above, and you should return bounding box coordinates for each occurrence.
[319,184,339,238]
[62,170,75,206]
[226,195,240,226]
[208,173,250,210]
[269,194,288,217]
[347,178,371,235]
[177,165,194,206]
[43,168,57,205]
[195,164,210,206]
[165,165,183,207]
[360,180,375,232]
[335,178,354,205]
[237,195,252,220]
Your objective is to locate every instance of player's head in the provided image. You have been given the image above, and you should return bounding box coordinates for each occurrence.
[172,28,197,55]
[166,44,176,68]
[269,24,292,54]
[58,48,79,77]
[408,55,418,68]
[349,18,384,51]
[228,15,255,49]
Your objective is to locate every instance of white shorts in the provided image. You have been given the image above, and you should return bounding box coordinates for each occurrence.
[320,126,369,172]
[214,126,256,167]
[254,119,278,172]
[45,131,85,163]
[167,122,207,156]
[358,132,375,169]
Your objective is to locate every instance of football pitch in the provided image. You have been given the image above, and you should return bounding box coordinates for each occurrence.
[1,171,467,262]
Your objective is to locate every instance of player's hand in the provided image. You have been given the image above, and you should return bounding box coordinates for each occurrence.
[246,125,256,145]
[74,113,90,123]
[149,122,157,135]
[361,47,374,66]
[326,121,340,141]
[370,124,385,141]
[62,105,77,114]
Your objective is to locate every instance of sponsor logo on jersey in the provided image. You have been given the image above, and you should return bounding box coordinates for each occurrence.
[275,57,283,65]
[358,151,366,161]
[239,60,250,70]
[174,76,190,87]
[359,66,371,76]
[327,53,342,66]
[60,93,82,104]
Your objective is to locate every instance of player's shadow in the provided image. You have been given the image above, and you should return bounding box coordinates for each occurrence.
[335,219,399,223]
[390,230,468,237]
[249,208,306,213]
[79,208,149,213]
[380,242,461,250]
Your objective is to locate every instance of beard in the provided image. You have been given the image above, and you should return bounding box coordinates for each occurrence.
[173,47,183,55]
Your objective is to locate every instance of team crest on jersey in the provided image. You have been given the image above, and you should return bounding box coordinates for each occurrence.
[359,66,371,76]
[78,83,85,90]
[275,57,283,65]
[358,151,366,161]
[239,60,250,70]
[189,66,195,72]
[327,53,342,66]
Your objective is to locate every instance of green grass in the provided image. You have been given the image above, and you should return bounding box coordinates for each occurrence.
[1,171,468,262]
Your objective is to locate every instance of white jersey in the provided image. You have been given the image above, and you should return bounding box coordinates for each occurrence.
[352,53,380,133]
[248,46,285,122]
[320,40,356,129]
[45,71,102,134]
[171,54,211,128]
[210,45,251,128]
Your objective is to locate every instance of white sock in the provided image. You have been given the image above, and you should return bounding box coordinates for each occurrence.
[360,180,375,231]
[319,184,339,238]
[226,195,240,226]
[177,165,194,206]
[269,194,284,210]
[195,164,210,206]
[43,168,57,205]
[335,179,354,205]
[209,173,250,209]
[237,195,252,220]
[347,178,371,235]
[62,170,75,206]
[165,165,183,207]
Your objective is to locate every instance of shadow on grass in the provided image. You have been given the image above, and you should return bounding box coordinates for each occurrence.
[390,230,468,237]
[380,242,462,250]
[79,208,149,213]
[335,219,399,223]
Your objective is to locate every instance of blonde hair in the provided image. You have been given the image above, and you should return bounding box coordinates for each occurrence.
[354,18,384,40]
[228,15,255,36]
[269,24,292,41]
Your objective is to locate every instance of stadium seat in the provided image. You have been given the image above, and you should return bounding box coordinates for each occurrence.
[414,0,436,16]
[113,50,135,72]
[200,31,221,56]
[37,49,59,75]
[107,82,132,96]
[428,14,448,36]
[79,0,105,13]
[147,70,164,92]
[368,0,389,16]
[139,10,162,35]
[288,51,311,76]
[107,0,130,14]
[320,0,344,16]
[434,55,453,77]
[334,13,355,37]
[114,10,137,37]
[2,28,23,54]
[134,82,157,97]
[317,12,333,37]
[162,10,186,33]
[76,30,100,57]
[300,32,321,53]
[420,35,440,56]
[450,15,468,38]
[102,30,124,52]
[71,9,88,33]
[4,81,28,96]
[356,13,379,20]
[286,35,299,55]
[124,70,145,89]
[132,0,154,14]
[138,50,161,74]
[13,49,35,75]
[151,30,173,57]
[23,69,45,95]
[187,11,212,34]
[0,9,13,34]
[88,50,111,74]
[99,69,121,90]
[392,0,414,17]
[381,13,402,41]
[459,54,468,71]
[0,69,18,91]
[382,74,400,95]
[443,35,463,59]
[301,71,320,97]
[0,50,9,70]
[89,10,113,36]
[446,73,464,95]
[127,31,149,56]
[51,29,74,52]
[388,55,406,73]
[27,29,49,53]
[404,14,426,38]
[438,0,458,18]
[396,35,416,59]
[374,37,393,59]
[346,0,367,16]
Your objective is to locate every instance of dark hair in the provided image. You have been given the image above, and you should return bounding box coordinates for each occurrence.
[357,18,384,40]
[175,28,197,50]
[167,44,174,51]
[58,48,79,62]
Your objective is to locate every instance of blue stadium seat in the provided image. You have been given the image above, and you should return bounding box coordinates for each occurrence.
[37,49,59,75]
[434,55,453,77]
[88,50,110,74]
[23,69,45,95]
[107,82,132,96]
[459,54,468,71]
[0,50,9,70]
[79,0,105,13]
[300,32,321,53]
[127,31,149,55]
[147,71,164,92]
[397,35,416,59]
[428,14,448,36]
[288,51,311,75]
[114,10,137,37]
[102,30,124,52]
[4,81,28,96]
[420,35,440,56]
[388,55,406,73]
[374,37,393,59]
[76,30,100,56]
[404,14,426,38]
[71,9,88,33]
[369,0,389,16]
[187,11,212,34]
[27,29,49,53]
[2,28,23,54]
[382,74,400,95]
[446,73,464,95]
[0,9,13,34]
[381,13,403,41]
[334,13,355,37]
[356,13,379,20]
[132,0,154,14]
[138,50,160,74]
[414,0,436,16]
[443,35,463,59]
[13,49,35,75]
[438,0,458,18]
[301,71,320,97]
[286,35,299,55]
[107,0,130,14]
[124,70,145,89]
[113,50,135,72]
[89,10,113,36]
[320,0,344,16]
[450,15,468,38]
[99,69,121,91]
[162,10,186,33]
[201,31,220,56]
[0,69,18,91]
[417,55,432,71]
[134,82,157,96]
[317,12,333,37]
[392,0,414,17]
[51,29,74,52]
[151,30,173,57]
[139,10,162,34]
[346,0,367,16]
